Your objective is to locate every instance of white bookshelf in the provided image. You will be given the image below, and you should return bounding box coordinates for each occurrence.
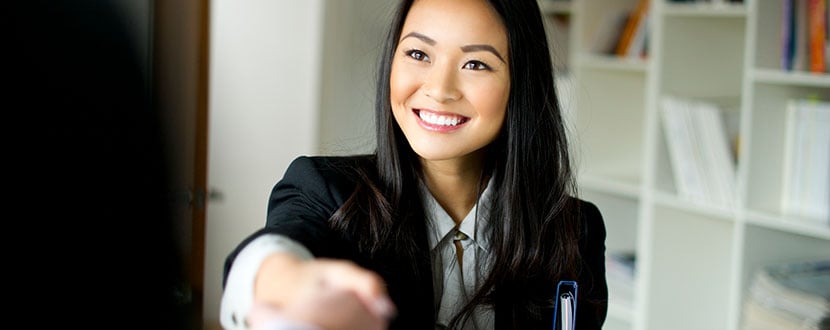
[540,1,830,329]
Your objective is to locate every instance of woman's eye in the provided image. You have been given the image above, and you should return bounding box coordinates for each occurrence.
[463,60,490,71]
[405,49,429,62]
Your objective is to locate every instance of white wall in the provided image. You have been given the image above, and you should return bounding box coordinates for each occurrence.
[317,0,393,155]
[205,1,323,329]
[204,1,394,328]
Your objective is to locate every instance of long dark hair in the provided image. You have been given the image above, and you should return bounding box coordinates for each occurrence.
[331,0,581,327]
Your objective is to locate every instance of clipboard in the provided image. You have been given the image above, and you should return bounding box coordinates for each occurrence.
[552,280,577,330]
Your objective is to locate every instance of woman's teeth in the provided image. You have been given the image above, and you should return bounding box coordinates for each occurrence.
[419,111,463,126]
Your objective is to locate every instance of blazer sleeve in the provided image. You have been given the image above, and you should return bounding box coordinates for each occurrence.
[222,156,352,287]
[576,200,609,329]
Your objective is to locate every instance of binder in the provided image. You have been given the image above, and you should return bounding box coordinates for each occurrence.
[553,280,578,330]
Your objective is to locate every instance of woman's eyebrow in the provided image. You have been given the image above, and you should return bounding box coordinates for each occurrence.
[461,44,505,63]
[401,31,506,63]
[401,32,436,45]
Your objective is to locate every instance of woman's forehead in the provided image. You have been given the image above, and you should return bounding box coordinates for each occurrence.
[400,0,508,52]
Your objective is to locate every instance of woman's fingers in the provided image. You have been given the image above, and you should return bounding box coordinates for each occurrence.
[254,254,397,323]
[287,288,389,330]
[249,292,389,330]
[312,259,397,320]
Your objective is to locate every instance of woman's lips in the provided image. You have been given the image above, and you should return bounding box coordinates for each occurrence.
[413,109,469,132]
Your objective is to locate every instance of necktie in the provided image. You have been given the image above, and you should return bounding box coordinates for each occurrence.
[454,229,468,274]
[437,227,470,327]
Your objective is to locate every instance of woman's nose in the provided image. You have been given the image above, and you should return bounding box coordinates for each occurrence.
[422,65,461,103]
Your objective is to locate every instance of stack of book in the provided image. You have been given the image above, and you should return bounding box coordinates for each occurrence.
[780,98,830,223]
[659,96,738,208]
[741,259,830,329]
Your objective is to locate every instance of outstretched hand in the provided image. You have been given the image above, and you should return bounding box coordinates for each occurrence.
[252,253,396,330]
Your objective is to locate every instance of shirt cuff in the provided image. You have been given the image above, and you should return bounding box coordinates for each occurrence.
[220,234,314,330]
[252,316,323,330]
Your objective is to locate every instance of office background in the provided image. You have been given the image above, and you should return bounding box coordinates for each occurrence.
[97,0,829,329]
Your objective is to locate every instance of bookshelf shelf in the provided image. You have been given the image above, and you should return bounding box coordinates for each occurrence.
[540,0,830,329]
[577,55,648,72]
[580,174,642,198]
[653,191,738,220]
[663,3,747,17]
[752,69,830,87]
[745,211,830,241]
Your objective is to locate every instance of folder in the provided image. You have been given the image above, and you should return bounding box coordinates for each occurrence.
[553,280,578,330]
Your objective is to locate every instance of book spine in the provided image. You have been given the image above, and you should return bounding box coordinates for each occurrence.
[800,100,830,220]
[781,99,830,221]
[626,10,651,59]
[615,0,650,57]
[780,100,800,216]
[794,0,810,71]
[808,0,828,72]
[782,0,796,70]
[826,0,829,72]
[661,97,707,203]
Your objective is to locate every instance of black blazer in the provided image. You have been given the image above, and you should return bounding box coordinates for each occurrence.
[224,155,608,329]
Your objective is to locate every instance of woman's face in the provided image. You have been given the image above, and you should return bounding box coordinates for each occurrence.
[390,0,510,164]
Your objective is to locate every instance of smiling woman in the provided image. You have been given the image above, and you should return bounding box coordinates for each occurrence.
[390,0,510,169]
[219,0,608,329]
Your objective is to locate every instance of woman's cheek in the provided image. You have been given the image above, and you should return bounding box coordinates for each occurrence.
[390,65,423,107]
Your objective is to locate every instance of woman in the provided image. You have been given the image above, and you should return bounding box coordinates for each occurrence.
[221,0,608,329]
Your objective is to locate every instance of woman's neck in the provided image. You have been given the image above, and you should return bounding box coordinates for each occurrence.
[420,156,486,225]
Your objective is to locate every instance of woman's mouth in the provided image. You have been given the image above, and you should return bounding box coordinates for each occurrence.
[414,109,469,132]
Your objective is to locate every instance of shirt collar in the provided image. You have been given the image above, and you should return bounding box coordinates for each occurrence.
[422,176,494,251]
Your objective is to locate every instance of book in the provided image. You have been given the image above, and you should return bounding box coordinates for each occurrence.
[694,100,737,207]
[780,98,830,222]
[660,96,738,207]
[741,259,829,330]
[794,0,811,71]
[615,0,650,57]
[826,0,830,72]
[783,0,817,71]
[782,0,797,70]
[808,0,828,72]
[661,96,708,204]
[625,7,651,59]
[592,11,631,55]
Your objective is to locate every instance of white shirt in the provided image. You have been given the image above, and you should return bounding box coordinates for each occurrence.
[423,178,494,329]
[220,178,495,330]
